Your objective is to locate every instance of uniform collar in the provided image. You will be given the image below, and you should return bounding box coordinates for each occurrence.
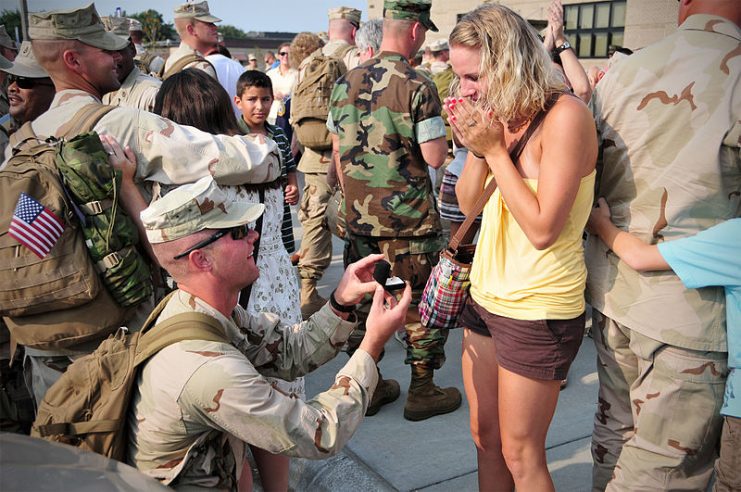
[678,14,741,41]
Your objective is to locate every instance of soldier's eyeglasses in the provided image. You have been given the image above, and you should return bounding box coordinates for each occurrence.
[173,224,251,260]
[8,75,54,90]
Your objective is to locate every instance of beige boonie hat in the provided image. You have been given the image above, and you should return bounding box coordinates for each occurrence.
[1,41,50,78]
[141,176,264,244]
[173,1,222,23]
[28,3,129,51]
[429,39,448,52]
[128,18,143,32]
[328,7,362,26]
[0,25,16,51]
[101,16,130,41]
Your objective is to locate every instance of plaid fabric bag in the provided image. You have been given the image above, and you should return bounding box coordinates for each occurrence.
[418,95,557,330]
[419,242,476,330]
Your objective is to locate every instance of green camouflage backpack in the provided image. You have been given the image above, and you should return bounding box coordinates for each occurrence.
[0,104,151,350]
[291,45,353,151]
[31,292,229,461]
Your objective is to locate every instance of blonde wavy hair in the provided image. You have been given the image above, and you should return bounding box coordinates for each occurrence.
[449,3,566,124]
[290,32,324,69]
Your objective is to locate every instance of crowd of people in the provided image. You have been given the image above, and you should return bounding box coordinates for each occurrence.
[0,0,738,491]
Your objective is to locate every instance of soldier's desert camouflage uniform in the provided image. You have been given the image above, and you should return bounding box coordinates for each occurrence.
[3,88,280,406]
[328,52,448,367]
[586,14,740,491]
[295,39,360,282]
[127,289,376,489]
[102,65,161,112]
[163,42,217,79]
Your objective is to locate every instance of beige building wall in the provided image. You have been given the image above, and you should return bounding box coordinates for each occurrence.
[366,0,678,60]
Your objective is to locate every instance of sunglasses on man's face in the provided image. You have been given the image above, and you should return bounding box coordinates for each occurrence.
[8,74,54,90]
[173,224,252,260]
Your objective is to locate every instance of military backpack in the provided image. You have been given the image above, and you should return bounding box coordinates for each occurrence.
[31,292,230,461]
[0,104,152,350]
[291,45,354,151]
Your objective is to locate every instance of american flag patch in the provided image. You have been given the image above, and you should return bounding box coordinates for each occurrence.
[9,192,65,258]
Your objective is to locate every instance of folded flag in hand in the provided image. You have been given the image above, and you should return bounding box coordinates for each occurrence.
[9,192,65,258]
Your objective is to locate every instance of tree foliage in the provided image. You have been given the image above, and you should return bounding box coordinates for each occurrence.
[129,9,176,44]
[0,9,22,42]
[218,24,247,40]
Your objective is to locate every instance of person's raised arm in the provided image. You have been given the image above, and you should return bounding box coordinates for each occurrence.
[549,0,591,102]
[587,198,670,272]
[97,108,282,188]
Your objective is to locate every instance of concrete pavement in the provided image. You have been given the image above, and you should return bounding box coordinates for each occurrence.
[281,215,599,491]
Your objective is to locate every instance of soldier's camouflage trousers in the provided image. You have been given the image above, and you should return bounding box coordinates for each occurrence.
[591,310,727,492]
[343,233,449,369]
[297,172,333,281]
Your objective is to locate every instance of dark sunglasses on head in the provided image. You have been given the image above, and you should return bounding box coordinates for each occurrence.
[173,224,251,260]
[8,74,54,90]
[278,51,289,56]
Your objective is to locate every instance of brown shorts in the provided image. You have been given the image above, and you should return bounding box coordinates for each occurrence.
[459,297,584,380]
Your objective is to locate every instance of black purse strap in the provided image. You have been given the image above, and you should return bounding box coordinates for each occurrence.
[448,93,561,252]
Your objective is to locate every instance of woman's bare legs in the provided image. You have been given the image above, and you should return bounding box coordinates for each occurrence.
[462,328,514,491]
[249,446,289,492]
[498,367,561,491]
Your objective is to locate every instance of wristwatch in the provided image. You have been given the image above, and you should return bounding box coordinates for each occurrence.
[555,41,572,55]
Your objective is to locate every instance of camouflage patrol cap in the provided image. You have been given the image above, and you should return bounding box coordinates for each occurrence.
[140,176,264,244]
[1,41,50,78]
[328,7,362,27]
[101,16,130,41]
[128,18,143,32]
[429,39,448,52]
[173,1,222,23]
[384,0,437,32]
[28,3,129,51]
[0,25,16,51]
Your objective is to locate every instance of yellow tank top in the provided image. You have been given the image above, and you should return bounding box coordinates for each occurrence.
[469,170,596,320]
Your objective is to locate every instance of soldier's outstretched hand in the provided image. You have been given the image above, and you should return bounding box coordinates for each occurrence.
[361,283,412,361]
[333,254,387,306]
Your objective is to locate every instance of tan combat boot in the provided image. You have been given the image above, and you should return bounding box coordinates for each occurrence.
[366,369,400,416]
[300,278,327,320]
[403,365,462,421]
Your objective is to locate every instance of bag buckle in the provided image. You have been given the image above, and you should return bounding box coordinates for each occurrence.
[97,251,122,272]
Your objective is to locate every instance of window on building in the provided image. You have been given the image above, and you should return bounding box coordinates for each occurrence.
[563,1,626,58]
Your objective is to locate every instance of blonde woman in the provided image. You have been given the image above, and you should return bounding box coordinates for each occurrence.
[448,4,597,491]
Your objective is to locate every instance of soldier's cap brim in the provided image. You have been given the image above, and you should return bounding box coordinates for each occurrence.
[421,15,438,32]
[141,177,265,244]
[2,60,49,78]
[174,13,222,23]
[79,29,130,50]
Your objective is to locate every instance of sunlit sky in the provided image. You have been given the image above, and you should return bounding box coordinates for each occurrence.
[15,1,370,34]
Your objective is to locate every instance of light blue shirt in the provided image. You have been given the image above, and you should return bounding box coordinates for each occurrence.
[658,219,741,418]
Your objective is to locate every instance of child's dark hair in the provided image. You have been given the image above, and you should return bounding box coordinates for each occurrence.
[236,70,274,98]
